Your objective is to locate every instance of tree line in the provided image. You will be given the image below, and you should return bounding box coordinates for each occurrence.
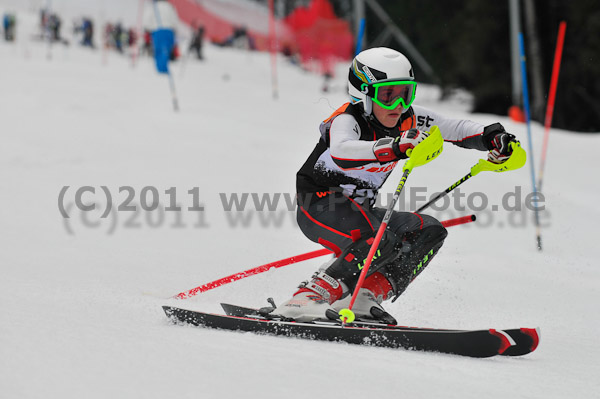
[368,0,599,132]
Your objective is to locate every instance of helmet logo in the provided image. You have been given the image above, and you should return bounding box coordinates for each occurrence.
[362,65,377,83]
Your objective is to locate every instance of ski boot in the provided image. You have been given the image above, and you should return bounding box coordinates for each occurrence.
[268,271,346,322]
[332,271,397,325]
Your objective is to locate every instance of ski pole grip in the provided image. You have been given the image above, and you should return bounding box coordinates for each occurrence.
[404,126,443,172]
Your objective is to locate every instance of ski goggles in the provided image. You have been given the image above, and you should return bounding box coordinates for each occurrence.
[361,80,417,110]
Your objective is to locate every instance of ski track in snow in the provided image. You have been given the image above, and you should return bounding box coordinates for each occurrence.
[1,3,599,398]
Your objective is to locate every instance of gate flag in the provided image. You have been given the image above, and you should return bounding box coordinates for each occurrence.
[152,28,175,74]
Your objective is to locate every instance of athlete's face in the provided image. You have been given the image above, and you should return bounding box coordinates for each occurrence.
[372,101,403,128]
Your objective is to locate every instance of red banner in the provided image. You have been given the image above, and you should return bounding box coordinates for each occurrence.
[284,0,354,74]
[169,0,353,74]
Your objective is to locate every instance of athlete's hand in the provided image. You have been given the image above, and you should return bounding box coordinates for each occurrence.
[373,129,428,162]
[488,132,518,163]
[482,123,518,164]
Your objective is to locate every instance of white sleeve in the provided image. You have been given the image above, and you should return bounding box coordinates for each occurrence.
[412,105,487,150]
[329,114,377,161]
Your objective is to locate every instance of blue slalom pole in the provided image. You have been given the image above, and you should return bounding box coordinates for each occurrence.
[355,18,366,56]
[152,0,179,111]
[518,32,542,251]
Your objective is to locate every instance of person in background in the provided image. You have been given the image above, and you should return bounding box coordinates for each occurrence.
[81,18,94,48]
[188,23,205,60]
[3,13,16,42]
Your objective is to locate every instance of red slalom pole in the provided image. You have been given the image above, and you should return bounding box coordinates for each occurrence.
[173,248,331,299]
[172,215,477,299]
[131,0,145,67]
[538,21,567,192]
[268,0,278,99]
[441,214,476,228]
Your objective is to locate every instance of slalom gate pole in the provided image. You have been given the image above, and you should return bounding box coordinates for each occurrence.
[355,18,366,56]
[339,127,444,324]
[538,21,566,192]
[172,212,476,300]
[179,37,194,78]
[100,0,108,66]
[179,48,190,78]
[45,0,53,60]
[518,32,542,251]
[131,0,146,67]
[268,0,278,99]
[167,74,180,111]
[415,143,527,213]
[173,248,331,299]
[152,0,179,112]
[441,214,476,228]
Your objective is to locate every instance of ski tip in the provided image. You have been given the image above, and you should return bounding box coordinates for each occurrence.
[489,329,516,355]
[162,306,180,319]
[520,327,541,353]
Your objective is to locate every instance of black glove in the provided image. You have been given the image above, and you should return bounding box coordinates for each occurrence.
[482,123,518,163]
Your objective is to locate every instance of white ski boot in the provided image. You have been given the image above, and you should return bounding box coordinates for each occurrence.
[270,271,345,322]
[332,272,397,325]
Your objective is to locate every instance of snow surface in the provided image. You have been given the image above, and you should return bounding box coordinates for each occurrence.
[1,3,600,399]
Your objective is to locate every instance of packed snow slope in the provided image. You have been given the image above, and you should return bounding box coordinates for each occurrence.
[1,6,600,399]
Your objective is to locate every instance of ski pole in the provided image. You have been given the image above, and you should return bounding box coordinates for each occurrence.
[339,127,444,324]
[415,142,527,213]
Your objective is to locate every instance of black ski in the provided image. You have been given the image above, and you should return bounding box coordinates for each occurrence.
[220,303,539,357]
[163,305,519,358]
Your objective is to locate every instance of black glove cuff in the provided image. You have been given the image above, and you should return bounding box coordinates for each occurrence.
[391,137,408,159]
[481,123,507,150]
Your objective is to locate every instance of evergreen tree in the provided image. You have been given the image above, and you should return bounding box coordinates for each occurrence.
[368,0,599,131]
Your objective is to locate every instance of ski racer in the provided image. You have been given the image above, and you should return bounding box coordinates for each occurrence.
[270,47,518,324]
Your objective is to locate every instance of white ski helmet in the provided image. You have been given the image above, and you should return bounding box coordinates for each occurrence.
[348,47,415,115]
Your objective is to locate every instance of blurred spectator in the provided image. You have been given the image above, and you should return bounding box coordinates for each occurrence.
[128,28,137,48]
[74,17,94,48]
[321,71,333,93]
[3,13,16,42]
[39,10,68,45]
[104,23,113,48]
[49,14,62,42]
[113,22,124,53]
[82,18,94,48]
[188,24,205,60]
[103,22,132,53]
[281,43,301,66]
[40,9,48,37]
[214,26,255,50]
[141,29,152,56]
